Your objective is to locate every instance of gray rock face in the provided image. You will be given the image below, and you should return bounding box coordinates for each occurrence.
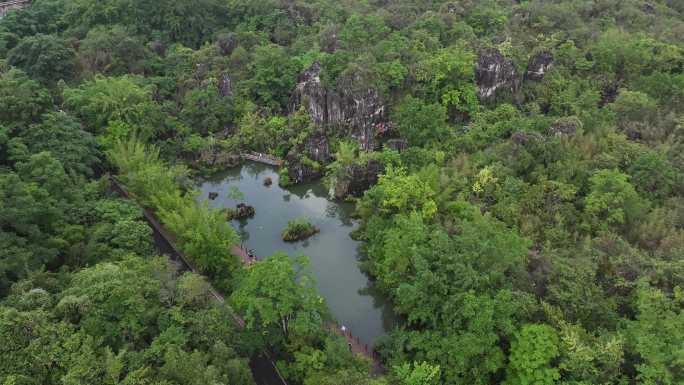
[290,62,386,151]
[218,73,233,97]
[291,62,327,125]
[475,48,521,102]
[526,52,554,81]
[334,159,384,200]
[305,132,331,164]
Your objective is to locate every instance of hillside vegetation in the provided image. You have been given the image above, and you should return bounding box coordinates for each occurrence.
[1,0,684,384]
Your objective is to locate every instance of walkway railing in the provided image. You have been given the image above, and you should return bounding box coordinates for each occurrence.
[328,322,383,373]
[109,176,286,385]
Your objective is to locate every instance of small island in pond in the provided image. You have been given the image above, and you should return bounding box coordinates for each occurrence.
[281,217,320,242]
[223,203,256,220]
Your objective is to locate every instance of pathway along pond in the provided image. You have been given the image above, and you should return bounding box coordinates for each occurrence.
[195,162,396,347]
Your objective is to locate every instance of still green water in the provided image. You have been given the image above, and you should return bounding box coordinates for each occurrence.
[196,162,395,346]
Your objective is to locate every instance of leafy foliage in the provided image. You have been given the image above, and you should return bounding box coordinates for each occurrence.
[2,0,684,383]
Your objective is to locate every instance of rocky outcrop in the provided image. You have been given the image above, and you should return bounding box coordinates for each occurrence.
[286,158,323,185]
[218,73,233,97]
[224,203,255,220]
[290,62,386,151]
[511,131,541,145]
[285,132,330,184]
[525,52,553,81]
[546,117,582,137]
[475,48,521,102]
[334,159,384,200]
[217,34,238,56]
[385,138,409,152]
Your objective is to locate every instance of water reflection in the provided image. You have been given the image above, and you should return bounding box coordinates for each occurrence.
[195,162,395,346]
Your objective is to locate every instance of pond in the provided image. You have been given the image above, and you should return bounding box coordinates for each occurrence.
[195,162,395,346]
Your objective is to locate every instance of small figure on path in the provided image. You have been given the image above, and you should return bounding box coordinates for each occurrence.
[348,342,352,352]
[341,325,347,333]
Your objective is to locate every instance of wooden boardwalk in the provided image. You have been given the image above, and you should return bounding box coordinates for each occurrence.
[242,152,284,167]
[109,176,285,383]
[231,244,257,265]
[110,176,382,374]
[328,322,384,374]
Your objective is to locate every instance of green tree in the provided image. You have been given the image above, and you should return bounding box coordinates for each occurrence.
[505,324,560,385]
[245,44,300,111]
[392,96,448,147]
[625,283,684,385]
[77,25,148,76]
[415,46,479,117]
[627,151,679,201]
[339,14,389,52]
[7,34,75,84]
[19,112,100,176]
[63,75,161,137]
[393,361,441,385]
[0,69,52,129]
[180,81,235,135]
[230,253,325,350]
[584,169,646,231]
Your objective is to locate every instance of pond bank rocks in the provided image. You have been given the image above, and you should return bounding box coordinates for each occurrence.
[334,159,384,200]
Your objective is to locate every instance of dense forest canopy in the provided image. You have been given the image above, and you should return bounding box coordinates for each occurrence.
[1,0,684,384]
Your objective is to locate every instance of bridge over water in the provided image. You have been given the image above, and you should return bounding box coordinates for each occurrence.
[0,0,31,18]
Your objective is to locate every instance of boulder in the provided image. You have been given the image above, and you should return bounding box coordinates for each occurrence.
[525,51,553,81]
[334,159,384,199]
[235,203,255,218]
[475,48,521,102]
